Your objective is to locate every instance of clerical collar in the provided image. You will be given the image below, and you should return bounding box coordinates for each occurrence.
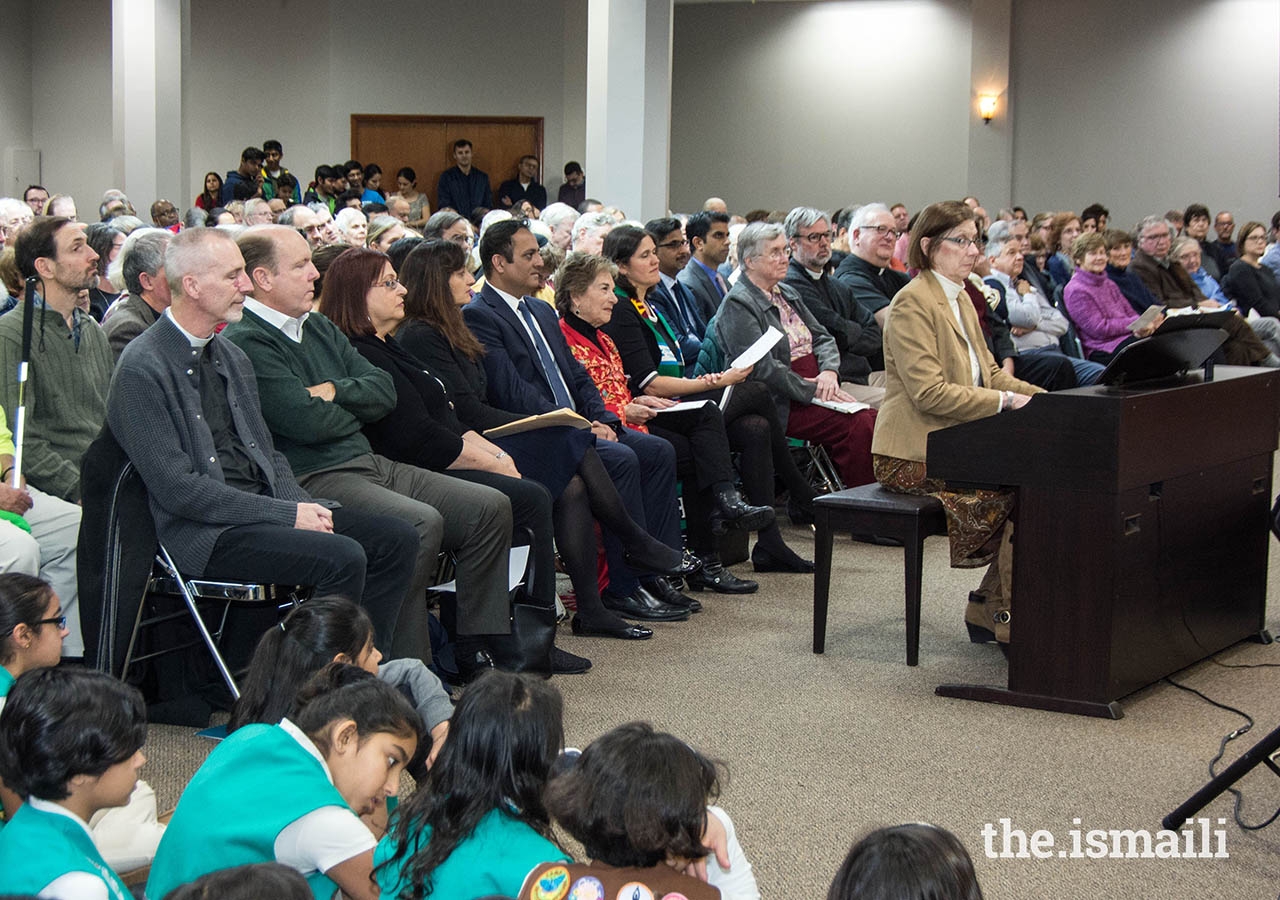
[164,308,212,348]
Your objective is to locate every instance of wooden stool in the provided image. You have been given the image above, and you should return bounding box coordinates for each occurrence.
[812,484,947,665]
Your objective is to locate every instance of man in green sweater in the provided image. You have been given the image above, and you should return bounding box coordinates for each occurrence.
[222,225,515,671]
[2,217,113,504]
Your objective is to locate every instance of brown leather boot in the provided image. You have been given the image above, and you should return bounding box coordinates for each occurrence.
[965,591,1010,644]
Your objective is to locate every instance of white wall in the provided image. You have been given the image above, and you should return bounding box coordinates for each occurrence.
[669,0,976,214]
[1010,0,1280,229]
[0,0,36,197]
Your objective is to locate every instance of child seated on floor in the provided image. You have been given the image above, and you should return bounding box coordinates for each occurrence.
[827,823,984,900]
[0,573,165,872]
[147,664,422,900]
[0,667,149,900]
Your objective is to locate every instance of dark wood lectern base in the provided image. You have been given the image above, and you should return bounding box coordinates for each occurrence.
[934,683,1124,719]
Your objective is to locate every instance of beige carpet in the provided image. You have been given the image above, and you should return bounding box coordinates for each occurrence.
[141,519,1280,900]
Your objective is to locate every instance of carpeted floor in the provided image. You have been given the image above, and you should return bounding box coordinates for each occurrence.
[141,517,1280,900]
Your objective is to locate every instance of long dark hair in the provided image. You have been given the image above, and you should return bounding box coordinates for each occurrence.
[318,246,387,338]
[374,671,564,899]
[398,239,485,360]
[227,597,375,733]
[0,573,56,666]
[291,663,421,757]
[200,171,223,208]
[601,224,648,299]
[544,721,720,868]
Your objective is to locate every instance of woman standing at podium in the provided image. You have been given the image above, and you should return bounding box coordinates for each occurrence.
[871,201,1042,646]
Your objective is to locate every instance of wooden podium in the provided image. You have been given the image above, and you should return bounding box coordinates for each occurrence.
[926,366,1279,718]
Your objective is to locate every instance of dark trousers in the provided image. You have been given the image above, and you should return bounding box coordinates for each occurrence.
[201,506,419,657]
[596,428,679,595]
[648,399,735,552]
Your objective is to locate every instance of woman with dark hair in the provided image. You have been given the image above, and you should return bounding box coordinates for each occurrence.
[84,222,124,321]
[161,862,313,900]
[195,171,223,211]
[828,823,983,900]
[392,166,429,229]
[521,721,736,900]
[374,671,569,899]
[1223,221,1280,319]
[592,228,821,577]
[872,201,1042,646]
[0,668,148,900]
[148,665,421,900]
[361,164,386,203]
[228,596,452,769]
[323,244,688,641]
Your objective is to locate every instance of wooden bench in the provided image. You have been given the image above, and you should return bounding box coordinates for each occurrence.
[812,484,947,666]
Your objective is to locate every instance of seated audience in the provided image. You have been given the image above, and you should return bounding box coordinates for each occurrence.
[828,823,983,900]
[1260,211,1280,280]
[524,720,757,900]
[224,226,519,672]
[393,239,690,638]
[713,222,878,489]
[228,596,452,771]
[108,226,419,663]
[334,208,368,246]
[872,201,1042,646]
[366,215,405,253]
[679,211,733,324]
[1172,235,1229,304]
[242,198,274,226]
[1222,220,1280,319]
[595,227,816,579]
[84,223,125,321]
[0,668,147,900]
[783,206,885,402]
[540,202,578,252]
[392,168,430,229]
[644,216,707,368]
[570,211,616,255]
[422,210,473,248]
[497,155,547,211]
[361,164,386,203]
[1102,228,1158,313]
[1182,203,1221,280]
[1128,215,1277,366]
[316,247,590,674]
[1079,202,1109,233]
[1063,233,1163,363]
[374,671,569,900]
[983,229,1104,385]
[148,665,421,900]
[102,227,173,358]
[1210,210,1238,272]
[464,220,695,624]
[1044,211,1081,291]
[558,161,586,209]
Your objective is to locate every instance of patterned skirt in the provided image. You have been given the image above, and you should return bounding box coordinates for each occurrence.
[872,454,1014,569]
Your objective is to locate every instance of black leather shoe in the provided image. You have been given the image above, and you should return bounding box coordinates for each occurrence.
[645,577,703,612]
[623,544,702,577]
[709,486,776,535]
[455,648,496,683]
[686,557,758,594]
[751,545,815,574]
[787,497,816,527]
[550,645,593,673]
[601,588,691,621]
[571,616,654,640]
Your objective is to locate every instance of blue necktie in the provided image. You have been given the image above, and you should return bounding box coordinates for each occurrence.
[518,299,575,410]
[672,279,706,336]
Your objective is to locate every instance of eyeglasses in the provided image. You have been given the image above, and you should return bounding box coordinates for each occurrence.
[1140,232,1171,243]
[372,277,401,290]
[797,231,832,244]
[939,236,984,250]
[657,238,689,249]
[34,613,67,630]
[763,248,791,261]
[862,224,902,239]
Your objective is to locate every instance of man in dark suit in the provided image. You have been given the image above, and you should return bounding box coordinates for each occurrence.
[678,211,732,324]
[463,220,691,621]
[644,216,706,374]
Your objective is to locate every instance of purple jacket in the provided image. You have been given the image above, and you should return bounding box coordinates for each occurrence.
[1063,268,1136,357]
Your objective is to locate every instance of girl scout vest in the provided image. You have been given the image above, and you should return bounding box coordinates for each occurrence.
[146,723,351,900]
[0,802,131,899]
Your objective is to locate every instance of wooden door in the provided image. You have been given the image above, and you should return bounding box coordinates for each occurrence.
[351,115,543,215]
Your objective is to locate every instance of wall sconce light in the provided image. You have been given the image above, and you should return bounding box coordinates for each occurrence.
[978,94,998,125]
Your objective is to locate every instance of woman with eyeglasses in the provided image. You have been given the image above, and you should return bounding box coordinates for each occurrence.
[715,222,879,493]
[871,201,1042,647]
[0,573,166,870]
[1222,221,1280,321]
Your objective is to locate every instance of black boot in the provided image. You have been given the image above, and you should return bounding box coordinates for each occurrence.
[645,576,703,613]
[708,484,775,535]
[686,553,759,594]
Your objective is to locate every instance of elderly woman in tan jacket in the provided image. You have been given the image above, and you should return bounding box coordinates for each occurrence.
[872,200,1042,646]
